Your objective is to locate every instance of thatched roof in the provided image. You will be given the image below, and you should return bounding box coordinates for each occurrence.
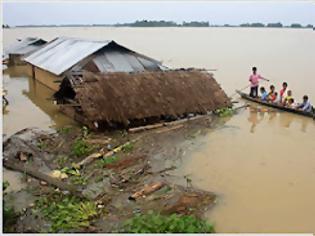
[56,69,231,126]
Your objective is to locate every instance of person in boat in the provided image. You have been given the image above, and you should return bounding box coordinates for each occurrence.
[283,90,293,106]
[260,87,269,101]
[249,67,269,98]
[286,98,296,108]
[296,95,312,112]
[271,92,279,103]
[279,82,288,103]
[267,85,276,101]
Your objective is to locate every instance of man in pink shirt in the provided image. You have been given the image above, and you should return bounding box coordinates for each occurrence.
[249,67,269,98]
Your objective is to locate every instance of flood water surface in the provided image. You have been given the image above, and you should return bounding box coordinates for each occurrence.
[177,107,315,232]
[3,27,315,232]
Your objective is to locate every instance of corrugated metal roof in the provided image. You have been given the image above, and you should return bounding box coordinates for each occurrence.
[24,37,112,76]
[90,49,161,73]
[4,37,46,57]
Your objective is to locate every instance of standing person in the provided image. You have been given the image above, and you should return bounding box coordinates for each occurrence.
[249,67,269,98]
[279,82,288,103]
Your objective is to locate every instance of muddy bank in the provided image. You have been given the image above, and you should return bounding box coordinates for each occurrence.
[3,115,226,233]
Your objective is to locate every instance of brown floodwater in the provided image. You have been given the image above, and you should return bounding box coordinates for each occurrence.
[3,27,315,232]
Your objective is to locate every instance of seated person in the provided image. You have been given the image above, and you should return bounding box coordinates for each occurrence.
[260,87,268,101]
[271,92,279,103]
[286,98,296,108]
[283,90,293,106]
[296,95,312,112]
[267,85,276,101]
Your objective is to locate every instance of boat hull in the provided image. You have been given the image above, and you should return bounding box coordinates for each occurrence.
[236,90,315,119]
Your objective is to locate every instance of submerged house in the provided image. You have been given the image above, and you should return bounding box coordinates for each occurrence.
[24,37,164,91]
[4,37,47,65]
[54,69,231,130]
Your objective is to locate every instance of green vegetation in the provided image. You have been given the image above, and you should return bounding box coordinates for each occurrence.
[71,138,93,157]
[61,166,81,176]
[81,126,89,138]
[115,20,209,27]
[3,181,17,232]
[182,21,209,27]
[60,167,87,185]
[100,155,119,165]
[57,126,72,134]
[240,22,265,27]
[56,155,68,166]
[267,22,283,28]
[37,140,47,150]
[3,180,10,190]
[290,23,302,28]
[122,142,134,153]
[35,194,97,232]
[121,212,214,233]
[214,107,234,117]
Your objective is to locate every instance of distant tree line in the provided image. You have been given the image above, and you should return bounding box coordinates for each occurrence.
[10,21,314,29]
[239,22,314,29]
[114,20,209,27]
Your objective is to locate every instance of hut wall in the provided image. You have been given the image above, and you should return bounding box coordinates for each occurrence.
[26,64,63,91]
[8,54,25,66]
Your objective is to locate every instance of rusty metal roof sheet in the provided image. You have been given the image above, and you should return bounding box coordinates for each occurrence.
[24,37,112,76]
[4,37,47,57]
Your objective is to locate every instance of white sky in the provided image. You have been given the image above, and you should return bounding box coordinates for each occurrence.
[3,1,315,26]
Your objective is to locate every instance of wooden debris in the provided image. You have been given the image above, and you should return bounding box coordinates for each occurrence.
[3,159,85,199]
[17,151,29,161]
[154,124,184,134]
[75,136,142,168]
[128,115,206,133]
[85,138,112,145]
[129,182,165,200]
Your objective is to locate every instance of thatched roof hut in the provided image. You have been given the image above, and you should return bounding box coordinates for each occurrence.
[54,69,231,129]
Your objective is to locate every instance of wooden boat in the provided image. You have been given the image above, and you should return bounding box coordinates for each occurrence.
[236,90,315,119]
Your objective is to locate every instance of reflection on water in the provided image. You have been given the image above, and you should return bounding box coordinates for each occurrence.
[3,66,77,136]
[178,106,315,232]
[246,103,314,133]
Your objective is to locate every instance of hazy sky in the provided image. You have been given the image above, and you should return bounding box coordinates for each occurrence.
[3,1,315,26]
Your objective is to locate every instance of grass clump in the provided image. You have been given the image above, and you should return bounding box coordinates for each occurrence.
[3,181,17,232]
[57,126,72,134]
[121,212,214,233]
[214,107,234,117]
[101,155,119,165]
[35,194,97,232]
[122,142,134,153]
[71,138,93,157]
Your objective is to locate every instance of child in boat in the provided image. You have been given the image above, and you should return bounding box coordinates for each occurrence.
[271,92,279,103]
[286,98,296,108]
[268,85,276,101]
[260,87,268,101]
[296,95,312,112]
[279,82,288,103]
[249,67,268,98]
[283,90,293,106]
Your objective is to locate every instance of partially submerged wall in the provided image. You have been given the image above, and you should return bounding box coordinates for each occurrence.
[55,69,231,129]
[26,63,63,91]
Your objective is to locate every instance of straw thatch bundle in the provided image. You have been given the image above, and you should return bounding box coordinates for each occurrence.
[56,69,231,127]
